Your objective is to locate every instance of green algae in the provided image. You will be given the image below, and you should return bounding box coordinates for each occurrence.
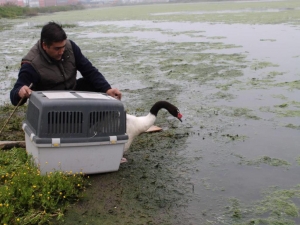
[221,133,247,142]
[285,124,300,130]
[224,107,260,120]
[216,80,242,91]
[277,80,300,90]
[207,36,226,40]
[272,94,288,100]
[222,187,300,224]
[256,156,290,167]
[254,187,300,220]
[157,50,246,84]
[212,91,235,101]
[240,156,290,167]
[260,39,277,42]
[250,61,279,70]
[297,156,300,165]
[244,70,286,89]
[275,103,289,108]
[268,71,285,78]
[226,198,243,220]
[34,23,77,28]
[233,154,291,168]
[277,110,300,117]
[260,100,300,119]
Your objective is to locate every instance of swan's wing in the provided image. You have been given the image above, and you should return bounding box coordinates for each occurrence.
[126,114,143,137]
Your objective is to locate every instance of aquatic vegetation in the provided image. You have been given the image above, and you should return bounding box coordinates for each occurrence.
[221,133,247,142]
[272,94,288,100]
[223,107,260,120]
[212,91,235,100]
[267,71,285,78]
[34,23,78,29]
[275,103,288,108]
[285,124,300,130]
[277,110,300,117]
[278,80,300,90]
[259,100,300,119]
[216,80,242,91]
[250,61,279,70]
[253,187,300,223]
[222,186,300,224]
[242,156,290,167]
[260,39,276,42]
[297,156,300,165]
[226,198,243,220]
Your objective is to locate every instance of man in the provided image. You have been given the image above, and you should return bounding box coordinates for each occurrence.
[10,21,121,106]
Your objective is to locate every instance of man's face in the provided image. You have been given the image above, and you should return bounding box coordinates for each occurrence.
[42,40,66,61]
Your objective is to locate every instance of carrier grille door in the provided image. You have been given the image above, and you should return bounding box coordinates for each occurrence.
[89,111,121,136]
[47,111,83,134]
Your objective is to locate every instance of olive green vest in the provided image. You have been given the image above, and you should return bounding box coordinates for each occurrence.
[22,40,77,91]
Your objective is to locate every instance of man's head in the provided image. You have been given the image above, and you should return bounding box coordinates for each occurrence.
[41,22,67,61]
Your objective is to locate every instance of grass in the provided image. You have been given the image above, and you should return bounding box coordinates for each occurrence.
[28,0,300,24]
[0,148,88,224]
[0,104,27,141]
[0,104,89,224]
[0,4,25,18]
[0,4,85,19]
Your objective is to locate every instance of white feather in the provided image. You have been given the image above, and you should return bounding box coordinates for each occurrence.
[124,113,156,152]
[123,101,182,155]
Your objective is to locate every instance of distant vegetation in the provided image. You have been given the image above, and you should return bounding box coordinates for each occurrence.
[0,3,85,19]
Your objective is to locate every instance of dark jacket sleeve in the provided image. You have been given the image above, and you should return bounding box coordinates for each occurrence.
[70,40,112,93]
[10,63,40,106]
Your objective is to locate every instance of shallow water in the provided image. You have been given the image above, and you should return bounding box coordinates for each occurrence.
[1,1,300,224]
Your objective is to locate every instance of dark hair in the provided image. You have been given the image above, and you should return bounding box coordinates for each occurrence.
[41,22,67,46]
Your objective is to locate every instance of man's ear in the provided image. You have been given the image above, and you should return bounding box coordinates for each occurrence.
[42,42,48,51]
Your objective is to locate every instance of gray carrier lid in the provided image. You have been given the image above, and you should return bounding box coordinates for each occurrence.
[24,91,128,140]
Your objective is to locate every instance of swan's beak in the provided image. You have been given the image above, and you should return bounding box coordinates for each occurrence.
[178,113,183,122]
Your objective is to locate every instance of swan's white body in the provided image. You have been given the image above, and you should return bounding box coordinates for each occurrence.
[121,101,182,162]
[124,113,156,152]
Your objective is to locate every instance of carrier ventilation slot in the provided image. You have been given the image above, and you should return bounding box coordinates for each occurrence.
[89,111,121,135]
[26,102,39,133]
[47,111,83,134]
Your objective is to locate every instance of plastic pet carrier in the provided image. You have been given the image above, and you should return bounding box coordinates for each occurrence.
[22,91,128,174]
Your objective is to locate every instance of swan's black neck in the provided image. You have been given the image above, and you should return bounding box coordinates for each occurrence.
[149,101,177,117]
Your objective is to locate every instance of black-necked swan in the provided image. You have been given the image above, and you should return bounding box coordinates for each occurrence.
[121,101,182,163]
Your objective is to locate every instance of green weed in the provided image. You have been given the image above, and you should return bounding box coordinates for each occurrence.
[0,148,88,225]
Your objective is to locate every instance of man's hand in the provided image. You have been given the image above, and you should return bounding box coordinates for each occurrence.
[106,88,122,100]
[18,85,32,99]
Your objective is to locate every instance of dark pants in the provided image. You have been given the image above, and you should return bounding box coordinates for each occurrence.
[75,78,98,92]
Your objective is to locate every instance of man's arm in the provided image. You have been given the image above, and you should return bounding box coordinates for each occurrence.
[10,64,40,106]
[70,40,112,93]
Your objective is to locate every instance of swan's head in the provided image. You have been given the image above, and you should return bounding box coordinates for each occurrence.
[177,110,183,122]
[169,105,183,122]
[150,101,183,122]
